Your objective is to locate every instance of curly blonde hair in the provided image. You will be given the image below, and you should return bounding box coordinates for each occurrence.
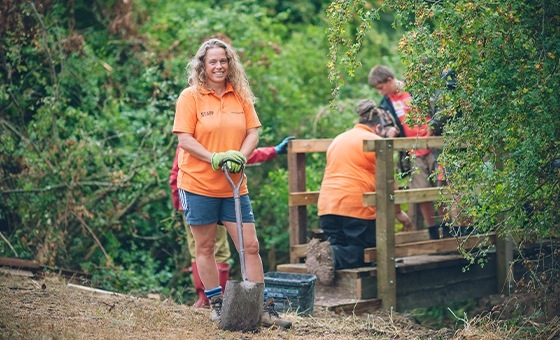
[187,38,256,104]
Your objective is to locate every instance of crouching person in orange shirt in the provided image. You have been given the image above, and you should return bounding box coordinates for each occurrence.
[307,99,412,285]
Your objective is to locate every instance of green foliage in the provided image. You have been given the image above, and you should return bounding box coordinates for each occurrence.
[0,0,186,299]
[394,0,560,248]
[328,2,560,324]
[327,0,560,249]
[0,0,402,302]
[411,299,479,330]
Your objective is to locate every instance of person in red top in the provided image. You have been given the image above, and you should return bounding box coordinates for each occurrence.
[173,38,291,328]
[169,137,294,308]
[368,65,445,240]
[307,99,412,285]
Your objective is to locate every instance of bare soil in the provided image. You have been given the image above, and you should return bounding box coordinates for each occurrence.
[1,272,558,340]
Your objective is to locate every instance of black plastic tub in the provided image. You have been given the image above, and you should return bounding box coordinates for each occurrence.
[264,272,317,316]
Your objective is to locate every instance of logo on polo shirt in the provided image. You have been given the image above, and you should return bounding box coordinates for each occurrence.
[201,111,214,117]
[231,111,244,114]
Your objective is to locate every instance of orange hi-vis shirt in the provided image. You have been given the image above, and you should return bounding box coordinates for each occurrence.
[317,124,382,220]
[173,83,261,197]
[388,91,431,157]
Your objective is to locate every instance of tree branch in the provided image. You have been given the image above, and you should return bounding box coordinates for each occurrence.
[0,232,18,258]
[0,117,58,174]
[73,212,113,266]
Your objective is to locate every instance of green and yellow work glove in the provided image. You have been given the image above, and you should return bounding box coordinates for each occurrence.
[223,150,246,173]
[211,150,247,173]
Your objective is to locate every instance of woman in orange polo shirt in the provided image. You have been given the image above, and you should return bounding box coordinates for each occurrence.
[308,99,412,285]
[172,38,290,328]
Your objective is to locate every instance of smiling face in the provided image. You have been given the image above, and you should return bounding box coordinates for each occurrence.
[204,47,229,89]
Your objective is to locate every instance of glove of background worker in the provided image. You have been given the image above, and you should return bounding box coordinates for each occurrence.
[274,136,295,154]
[211,150,246,172]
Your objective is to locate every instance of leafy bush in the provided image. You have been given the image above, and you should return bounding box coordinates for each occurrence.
[1,0,401,301]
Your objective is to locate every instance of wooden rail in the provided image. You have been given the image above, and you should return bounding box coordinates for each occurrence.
[287,136,513,310]
[290,233,496,263]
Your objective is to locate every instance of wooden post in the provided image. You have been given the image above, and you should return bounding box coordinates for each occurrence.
[288,148,307,263]
[496,236,513,294]
[375,139,397,310]
[495,156,513,294]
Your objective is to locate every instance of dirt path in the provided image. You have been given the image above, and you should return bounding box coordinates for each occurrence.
[0,272,451,339]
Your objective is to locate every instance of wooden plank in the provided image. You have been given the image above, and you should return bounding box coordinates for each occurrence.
[315,274,377,301]
[393,187,452,204]
[317,276,378,300]
[0,268,35,277]
[326,298,382,315]
[308,230,427,244]
[289,191,319,206]
[0,257,41,270]
[67,283,123,296]
[495,153,514,295]
[276,263,308,274]
[276,263,376,279]
[395,254,468,273]
[496,235,513,294]
[364,233,497,263]
[288,152,308,263]
[363,136,444,152]
[291,188,454,212]
[395,230,430,244]
[292,231,429,262]
[395,253,497,311]
[335,267,377,279]
[289,139,333,153]
[394,234,497,258]
[362,192,376,207]
[375,139,397,310]
[292,230,430,261]
[291,244,308,260]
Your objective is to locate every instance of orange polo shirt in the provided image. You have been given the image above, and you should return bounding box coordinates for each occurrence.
[317,124,381,220]
[173,83,261,197]
[388,91,431,157]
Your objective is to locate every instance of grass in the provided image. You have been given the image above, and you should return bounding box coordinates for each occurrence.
[1,271,558,339]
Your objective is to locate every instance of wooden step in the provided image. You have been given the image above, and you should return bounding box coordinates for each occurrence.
[277,254,470,276]
[276,263,308,274]
[277,263,377,279]
[276,263,377,300]
[315,296,382,316]
[277,253,497,310]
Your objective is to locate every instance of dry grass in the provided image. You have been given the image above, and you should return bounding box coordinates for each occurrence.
[0,272,558,340]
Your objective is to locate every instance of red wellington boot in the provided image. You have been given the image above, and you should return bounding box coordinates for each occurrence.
[191,261,210,308]
[217,262,230,293]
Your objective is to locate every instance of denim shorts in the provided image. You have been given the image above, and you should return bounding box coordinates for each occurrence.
[178,189,255,226]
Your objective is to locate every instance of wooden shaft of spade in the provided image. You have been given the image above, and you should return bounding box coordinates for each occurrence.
[223,165,248,281]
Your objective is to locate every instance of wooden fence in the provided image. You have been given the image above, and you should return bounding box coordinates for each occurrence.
[287,136,514,310]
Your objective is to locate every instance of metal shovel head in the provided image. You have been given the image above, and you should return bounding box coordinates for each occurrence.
[219,280,265,332]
